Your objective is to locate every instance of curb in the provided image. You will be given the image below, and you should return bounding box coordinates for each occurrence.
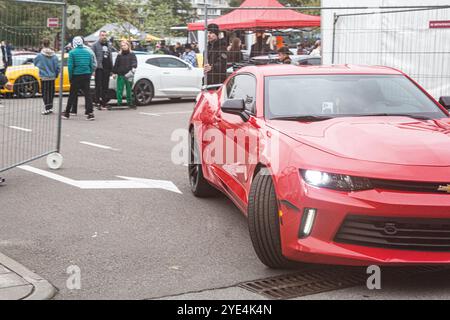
[0,252,57,300]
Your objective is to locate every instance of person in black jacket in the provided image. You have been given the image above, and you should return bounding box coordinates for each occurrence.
[112,40,137,109]
[277,46,293,64]
[250,31,270,58]
[204,24,228,85]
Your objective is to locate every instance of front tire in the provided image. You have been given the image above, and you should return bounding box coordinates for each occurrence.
[248,171,298,269]
[188,129,217,197]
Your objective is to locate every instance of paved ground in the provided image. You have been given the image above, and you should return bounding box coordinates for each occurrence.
[1,97,450,300]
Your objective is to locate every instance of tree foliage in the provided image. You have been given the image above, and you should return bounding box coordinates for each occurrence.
[68,0,195,38]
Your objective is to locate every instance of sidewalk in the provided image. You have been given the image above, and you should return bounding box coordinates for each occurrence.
[0,252,56,300]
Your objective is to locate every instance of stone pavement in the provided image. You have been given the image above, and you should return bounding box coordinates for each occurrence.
[0,252,56,300]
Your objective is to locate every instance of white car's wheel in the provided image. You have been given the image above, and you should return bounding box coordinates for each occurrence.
[46,153,63,170]
[133,79,154,106]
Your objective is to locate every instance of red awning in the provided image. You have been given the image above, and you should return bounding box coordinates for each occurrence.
[187,0,320,31]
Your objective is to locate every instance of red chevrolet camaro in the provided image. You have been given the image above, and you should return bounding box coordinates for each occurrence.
[188,64,450,268]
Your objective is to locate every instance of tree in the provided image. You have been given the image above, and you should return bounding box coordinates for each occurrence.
[142,2,183,37]
[66,0,195,38]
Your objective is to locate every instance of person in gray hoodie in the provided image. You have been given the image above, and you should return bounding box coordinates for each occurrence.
[34,39,61,115]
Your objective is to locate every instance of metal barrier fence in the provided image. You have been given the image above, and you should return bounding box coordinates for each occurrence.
[326,6,450,99]
[198,4,450,99]
[0,0,66,174]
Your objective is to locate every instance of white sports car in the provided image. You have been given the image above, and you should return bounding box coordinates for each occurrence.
[91,54,204,106]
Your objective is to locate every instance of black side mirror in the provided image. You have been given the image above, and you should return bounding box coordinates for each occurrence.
[439,96,450,110]
[221,99,249,121]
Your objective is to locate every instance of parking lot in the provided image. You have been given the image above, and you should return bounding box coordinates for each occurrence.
[0,97,450,300]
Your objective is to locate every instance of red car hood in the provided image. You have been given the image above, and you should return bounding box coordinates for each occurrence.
[267,117,450,166]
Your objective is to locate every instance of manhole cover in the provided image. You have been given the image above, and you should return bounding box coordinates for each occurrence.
[239,266,450,300]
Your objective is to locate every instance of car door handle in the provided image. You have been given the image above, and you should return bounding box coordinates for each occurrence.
[163,72,171,75]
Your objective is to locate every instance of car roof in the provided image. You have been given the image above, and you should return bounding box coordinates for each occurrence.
[145,54,180,59]
[237,64,403,77]
[136,54,183,61]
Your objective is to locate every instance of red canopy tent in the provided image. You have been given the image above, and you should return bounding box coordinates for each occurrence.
[187,0,321,31]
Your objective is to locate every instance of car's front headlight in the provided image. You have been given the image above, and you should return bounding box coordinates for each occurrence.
[300,170,373,191]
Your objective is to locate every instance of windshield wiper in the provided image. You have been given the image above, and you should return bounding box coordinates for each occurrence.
[271,115,334,122]
[354,113,433,120]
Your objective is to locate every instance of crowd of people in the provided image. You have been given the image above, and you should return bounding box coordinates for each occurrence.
[203,23,322,85]
[0,24,322,121]
[61,33,138,121]
[30,32,138,121]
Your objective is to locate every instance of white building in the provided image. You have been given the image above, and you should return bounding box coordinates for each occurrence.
[190,0,230,19]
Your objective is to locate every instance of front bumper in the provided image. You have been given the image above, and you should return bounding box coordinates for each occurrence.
[279,181,450,266]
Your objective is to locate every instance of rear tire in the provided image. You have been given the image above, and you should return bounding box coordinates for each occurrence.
[188,129,218,197]
[133,79,154,106]
[248,171,299,269]
[14,75,38,98]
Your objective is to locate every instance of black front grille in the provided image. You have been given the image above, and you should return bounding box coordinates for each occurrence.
[335,215,450,251]
[370,179,450,194]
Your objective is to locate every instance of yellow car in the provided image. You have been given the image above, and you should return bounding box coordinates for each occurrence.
[0,56,70,98]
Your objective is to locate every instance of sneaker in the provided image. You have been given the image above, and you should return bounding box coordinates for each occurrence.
[86,114,95,121]
[61,112,70,120]
[41,109,53,115]
[70,112,77,116]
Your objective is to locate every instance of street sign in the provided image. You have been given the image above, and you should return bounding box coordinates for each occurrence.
[430,20,450,29]
[47,18,59,28]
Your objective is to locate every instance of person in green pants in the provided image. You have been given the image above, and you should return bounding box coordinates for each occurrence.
[112,40,138,109]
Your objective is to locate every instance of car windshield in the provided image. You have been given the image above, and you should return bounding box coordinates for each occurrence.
[265,75,447,120]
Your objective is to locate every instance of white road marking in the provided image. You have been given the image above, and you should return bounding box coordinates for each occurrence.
[9,126,32,132]
[140,112,161,117]
[18,165,182,194]
[80,141,119,151]
[140,111,192,117]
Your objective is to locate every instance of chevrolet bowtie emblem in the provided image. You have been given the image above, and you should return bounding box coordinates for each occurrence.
[438,185,450,193]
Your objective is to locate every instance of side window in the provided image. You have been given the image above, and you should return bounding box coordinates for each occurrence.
[226,74,256,114]
[158,57,188,68]
[146,58,160,67]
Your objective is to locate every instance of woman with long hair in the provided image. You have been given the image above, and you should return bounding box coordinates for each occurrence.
[112,40,137,109]
[227,37,243,65]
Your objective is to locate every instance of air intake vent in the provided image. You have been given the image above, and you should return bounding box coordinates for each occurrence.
[335,215,450,251]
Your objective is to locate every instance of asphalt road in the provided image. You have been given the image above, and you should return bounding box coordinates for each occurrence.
[1,97,450,300]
